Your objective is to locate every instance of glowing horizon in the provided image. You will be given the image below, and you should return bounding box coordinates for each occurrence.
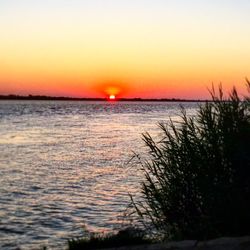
[1,0,250,99]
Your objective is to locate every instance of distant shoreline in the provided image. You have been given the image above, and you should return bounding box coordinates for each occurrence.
[0,95,209,102]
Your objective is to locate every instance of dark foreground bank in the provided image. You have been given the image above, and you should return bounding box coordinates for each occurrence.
[71,235,250,250]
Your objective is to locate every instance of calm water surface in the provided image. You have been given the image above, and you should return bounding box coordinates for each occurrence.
[0,101,199,249]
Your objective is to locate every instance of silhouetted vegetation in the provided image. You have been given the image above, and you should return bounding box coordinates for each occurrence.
[131,82,250,241]
[0,94,207,102]
[0,94,104,101]
[68,227,151,250]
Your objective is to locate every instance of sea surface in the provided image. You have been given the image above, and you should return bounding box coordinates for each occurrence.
[0,100,199,249]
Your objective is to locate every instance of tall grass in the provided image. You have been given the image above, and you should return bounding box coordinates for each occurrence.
[131,82,250,240]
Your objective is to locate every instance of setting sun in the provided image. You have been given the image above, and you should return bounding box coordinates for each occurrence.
[109,95,116,100]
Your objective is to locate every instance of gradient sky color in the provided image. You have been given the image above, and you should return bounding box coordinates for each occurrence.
[1,0,250,98]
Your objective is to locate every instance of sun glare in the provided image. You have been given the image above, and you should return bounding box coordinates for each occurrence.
[109,95,116,100]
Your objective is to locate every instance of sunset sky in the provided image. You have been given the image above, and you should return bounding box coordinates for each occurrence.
[1,0,250,99]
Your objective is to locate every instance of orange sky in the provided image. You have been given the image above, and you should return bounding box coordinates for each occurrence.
[1,1,250,99]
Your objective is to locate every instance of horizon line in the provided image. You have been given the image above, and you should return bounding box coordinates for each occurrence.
[0,94,210,102]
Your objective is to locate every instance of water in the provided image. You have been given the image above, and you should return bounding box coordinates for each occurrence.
[0,100,199,249]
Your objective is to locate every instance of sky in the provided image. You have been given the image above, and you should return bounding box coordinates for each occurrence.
[1,0,250,99]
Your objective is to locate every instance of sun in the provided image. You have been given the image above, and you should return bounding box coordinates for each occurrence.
[94,80,129,100]
[109,94,116,100]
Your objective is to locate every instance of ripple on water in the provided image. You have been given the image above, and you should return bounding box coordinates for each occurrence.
[0,100,199,249]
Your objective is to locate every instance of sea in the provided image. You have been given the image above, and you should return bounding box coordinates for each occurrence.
[0,100,199,249]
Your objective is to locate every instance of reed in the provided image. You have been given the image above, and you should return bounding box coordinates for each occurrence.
[131,82,250,240]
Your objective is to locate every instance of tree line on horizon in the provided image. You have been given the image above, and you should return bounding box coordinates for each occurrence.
[0,94,208,102]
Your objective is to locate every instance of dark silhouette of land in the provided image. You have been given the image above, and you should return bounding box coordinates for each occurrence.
[0,94,208,102]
